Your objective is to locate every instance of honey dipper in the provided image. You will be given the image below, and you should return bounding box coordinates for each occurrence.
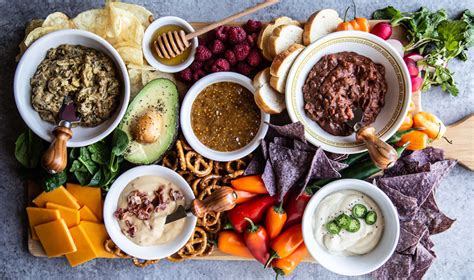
[153,0,279,59]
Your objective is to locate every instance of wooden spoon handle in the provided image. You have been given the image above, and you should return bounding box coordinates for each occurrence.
[185,0,279,40]
[356,126,399,170]
[191,186,237,218]
[42,122,72,174]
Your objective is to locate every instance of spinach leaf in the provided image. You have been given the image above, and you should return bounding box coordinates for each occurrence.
[88,169,103,186]
[78,147,98,174]
[111,128,129,156]
[88,141,109,165]
[14,130,43,169]
[43,171,67,192]
[74,170,92,186]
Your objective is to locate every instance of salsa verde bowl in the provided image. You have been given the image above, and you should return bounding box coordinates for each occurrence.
[14,29,130,147]
[302,179,399,276]
[286,31,411,154]
[180,72,270,162]
[103,165,197,260]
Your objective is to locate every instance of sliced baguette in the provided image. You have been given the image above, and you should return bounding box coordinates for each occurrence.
[253,68,286,114]
[268,25,303,57]
[270,75,286,94]
[270,43,304,77]
[257,16,300,60]
[303,9,342,46]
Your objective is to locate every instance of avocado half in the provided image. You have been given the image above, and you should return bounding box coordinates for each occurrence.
[119,78,179,164]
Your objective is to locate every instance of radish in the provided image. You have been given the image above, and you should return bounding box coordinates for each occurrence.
[403,57,419,78]
[411,77,423,92]
[370,22,392,40]
[404,52,423,62]
[387,39,404,57]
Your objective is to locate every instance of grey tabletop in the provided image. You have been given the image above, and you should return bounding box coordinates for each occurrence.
[1,0,473,279]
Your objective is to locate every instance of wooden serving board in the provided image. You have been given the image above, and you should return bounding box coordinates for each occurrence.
[27,20,472,262]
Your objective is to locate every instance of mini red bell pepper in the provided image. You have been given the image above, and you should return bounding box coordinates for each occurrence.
[227,194,278,233]
[284,188,312,229]
[243,218,270,265]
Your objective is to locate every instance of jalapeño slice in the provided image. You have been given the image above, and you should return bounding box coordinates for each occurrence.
[326,221,341,234]
[365,211,377,225]
[346,217,361,232]
[352,204,368,218]
[335,213,351,229]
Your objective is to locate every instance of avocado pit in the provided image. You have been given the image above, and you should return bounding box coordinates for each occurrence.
[133,110,163,144]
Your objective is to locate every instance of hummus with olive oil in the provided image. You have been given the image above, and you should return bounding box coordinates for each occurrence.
[114,176,186,246]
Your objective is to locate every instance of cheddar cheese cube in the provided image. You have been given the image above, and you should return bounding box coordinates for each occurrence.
[79,206,100,223]
[67,183,102,220]
[80,221,115,258]
[66,224,99,267]
[32,186,80,210]
[35,219,77,257]
[45,202,80,228]
[26,207,61,240]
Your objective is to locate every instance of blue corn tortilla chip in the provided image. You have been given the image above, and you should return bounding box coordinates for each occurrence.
[377,181,419,221]
[414,193,456,235]
[293,139,315,152]
[266,122,306,143]
[261,160,277,196]
[301,148,348,192]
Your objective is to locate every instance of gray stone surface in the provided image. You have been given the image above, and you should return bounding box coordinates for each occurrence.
[0,0,473,279]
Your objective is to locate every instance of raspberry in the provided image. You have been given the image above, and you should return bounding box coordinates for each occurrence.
[224,50,237,66]
[246,49,262,67]
[210,58,230,72]
[235,62,253,76]
[190,61,203,71]
[228,26,247,44]
[193,69,206,82]
[179,68,193,82]
[204,58,216,72]
[209,39,226,55]
[214,26,229,41]
[244,19,262,33]
[246,33,258,47]
[234,44,251,61]
[198,37,207,46]
[195,45,212,61]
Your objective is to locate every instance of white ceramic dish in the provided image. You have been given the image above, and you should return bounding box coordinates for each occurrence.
[286,31,411,154]
[302,179,400,276]
[14,29,130,147]
[142,16,198,73]
[180,72,270,162]
[103,165,197,260]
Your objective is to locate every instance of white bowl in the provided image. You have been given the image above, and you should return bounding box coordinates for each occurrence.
[302,179,399,276]
[180,72,269,162]
[142,16,198,73]
[286,31,411,154]
[103,165,197,260]
[14,29,130,147]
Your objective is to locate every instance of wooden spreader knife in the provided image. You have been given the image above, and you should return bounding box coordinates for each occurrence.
[165,186,237,224]
[347,107,399,170]
[41,97,81,174]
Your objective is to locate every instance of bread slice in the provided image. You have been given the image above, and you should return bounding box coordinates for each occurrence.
[268,25,303,57]
[253,68,286,114]
[257,16,300,60]
[270,43,304,77]
[303,9,342,46]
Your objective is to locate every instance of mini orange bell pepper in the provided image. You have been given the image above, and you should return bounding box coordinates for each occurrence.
[218,230,253,259]
[397,130,429,151]
[337,3,369,32]
[272,243,308,277]
[398,113,414,131]
[265,202,287,239]
[234,189,259,204]
[413,112,446,140]
[354,17,370,32]
[264,224,304,268]
[231,175,268,194]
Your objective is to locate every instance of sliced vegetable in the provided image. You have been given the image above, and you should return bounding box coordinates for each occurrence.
[398,130,429,151]
[272,243,308,278]
[413,111,446,140]
[335,213,351,229]
[231,175,268,194]
[217,230,253,258]
[346,217,361,232]
[265,202,287,239]
[352,204,368,218]
[325,221,341,234]
[370,22,393,40]
[365,211,378,225]
[227,194,278,233]
[243,218,271,265]
[265,224,304,268]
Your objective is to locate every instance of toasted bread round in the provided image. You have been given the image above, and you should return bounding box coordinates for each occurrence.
[270,43,304,77]
[253,67,271,89]
[257,17,300,60]
[303,9,342,46]
[268,25,303,57]
[254,84,286,114]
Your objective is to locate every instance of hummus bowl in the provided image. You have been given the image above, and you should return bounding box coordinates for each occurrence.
[302,179,399,276]
[285,31,411,154]
[14,29,130,147]
[103,165,197,260]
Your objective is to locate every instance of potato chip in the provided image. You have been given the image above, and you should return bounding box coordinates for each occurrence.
[109,2,154,28]
[24,26,64,47]
[73,9,110,38]
[25,19,45,35]
[108,5,144,44]
[116,46,143,67]
[128,68,143,99]
[127,64,156,71]
[42,12,75,28]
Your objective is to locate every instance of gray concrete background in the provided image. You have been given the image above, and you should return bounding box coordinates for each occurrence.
[0,0,473,279]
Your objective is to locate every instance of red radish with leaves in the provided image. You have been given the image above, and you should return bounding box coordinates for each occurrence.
[404,57,419,78]
[370,22,392,40]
